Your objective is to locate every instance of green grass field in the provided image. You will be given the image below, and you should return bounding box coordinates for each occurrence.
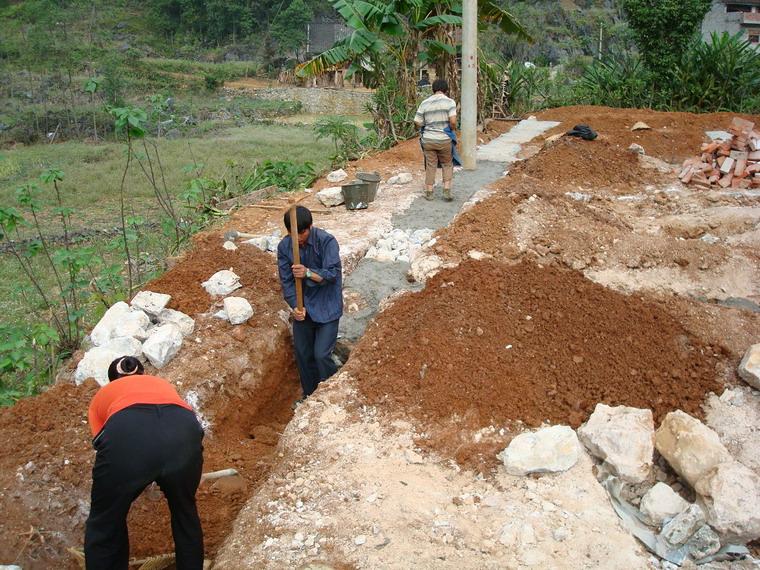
[0,123,333,233]
[0,123,333,327]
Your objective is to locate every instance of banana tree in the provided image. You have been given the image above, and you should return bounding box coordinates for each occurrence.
[296,0,532,105]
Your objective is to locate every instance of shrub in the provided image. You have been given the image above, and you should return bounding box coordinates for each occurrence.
[577,52,654,109]
[672,32,760,112]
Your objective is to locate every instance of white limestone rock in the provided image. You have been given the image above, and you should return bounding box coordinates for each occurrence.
[640,483,689,526]
[223,297,254,325]
[326,168,348,183]
[130,290,171,317]
[654,410,732,488]
[157,308,195,337]
[201,269,242,297]
[695,460,760,543]
[388,172,413,185]
[90,302,151,346]
[223,240,238,251]
[578,403,654,483]
[410,253,444,283]
[738,344,760,390]
[244,236,272,252]
[74,337,143,386]
[317,186,345,207]
[142,324,183,369]
[661,504,706,546]
[498,425,580,476]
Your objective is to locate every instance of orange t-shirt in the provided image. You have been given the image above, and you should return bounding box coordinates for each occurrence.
[88,374,193,437]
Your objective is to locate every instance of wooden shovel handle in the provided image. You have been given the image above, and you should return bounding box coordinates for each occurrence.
[289,205,304,311]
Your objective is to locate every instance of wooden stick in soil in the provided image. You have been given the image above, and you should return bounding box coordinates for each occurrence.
[289,205,304,311]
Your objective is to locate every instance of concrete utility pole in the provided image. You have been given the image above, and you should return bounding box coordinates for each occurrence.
[461,0,478,170]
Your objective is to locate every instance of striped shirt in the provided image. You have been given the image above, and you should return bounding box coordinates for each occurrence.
[415,93,457,142]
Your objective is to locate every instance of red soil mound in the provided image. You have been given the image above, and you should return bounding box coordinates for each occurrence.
[536,105,760,163]
[352,259,724,429]
[146,233,281,316]
[503,136,660,192]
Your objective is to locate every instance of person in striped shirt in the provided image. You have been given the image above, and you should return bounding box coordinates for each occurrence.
[414,78,458,201]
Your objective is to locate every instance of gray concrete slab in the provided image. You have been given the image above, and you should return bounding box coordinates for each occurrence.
[338,119,559,345]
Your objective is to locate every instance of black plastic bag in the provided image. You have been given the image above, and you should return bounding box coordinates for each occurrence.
[566,124,598,141]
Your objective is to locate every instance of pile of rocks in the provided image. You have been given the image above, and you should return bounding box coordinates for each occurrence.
[242,230,283,254]
[364,228,434,263]
[497,390,760,564]
[74,291,194,385]
[202,269,255,325]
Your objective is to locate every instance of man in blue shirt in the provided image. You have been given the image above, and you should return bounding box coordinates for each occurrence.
[277,206,343,401]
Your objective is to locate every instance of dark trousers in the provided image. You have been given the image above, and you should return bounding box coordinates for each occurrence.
[85,404,204,570]
[292,316,339,397]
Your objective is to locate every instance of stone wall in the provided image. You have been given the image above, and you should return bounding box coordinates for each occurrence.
[226,86,372,116]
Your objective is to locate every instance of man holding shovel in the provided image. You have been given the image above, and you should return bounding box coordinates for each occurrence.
[277,206,343,403]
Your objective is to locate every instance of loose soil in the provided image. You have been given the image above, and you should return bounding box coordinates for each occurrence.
[536,105,760,163]
[0,243,301,568]
[352,258,724,431]
[1,106,759,569]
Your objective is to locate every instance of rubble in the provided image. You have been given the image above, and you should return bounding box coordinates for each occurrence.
[364,228,434,264]
[201,269,242,296]
[497,425,580,475]
[316,186,345,207]
[578,404,654,483]
[130,290,171,317]
[387,172,413,185]
[74,337,143,386]
[639,483,689,526]
[142,323,183,368]
[326,168,348,183]
[157,308,195,337]
[222,297,254,325]
[243,230,281,253]
[738,344,760,390]
[654,410,732,488]
[694,460,760,543]
[660,504,706,546]
[679,118,760,189]
[90,301,151,346]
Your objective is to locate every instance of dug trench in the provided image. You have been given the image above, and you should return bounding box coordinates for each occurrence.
[0,239,303,568]
[2,107,760,568]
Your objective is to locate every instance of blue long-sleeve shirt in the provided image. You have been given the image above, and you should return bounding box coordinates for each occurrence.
[277,227,343,323]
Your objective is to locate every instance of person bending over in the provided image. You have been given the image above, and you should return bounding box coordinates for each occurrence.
[85,356,204,570]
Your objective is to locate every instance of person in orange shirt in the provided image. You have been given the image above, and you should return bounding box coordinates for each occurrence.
[85,356,204,570]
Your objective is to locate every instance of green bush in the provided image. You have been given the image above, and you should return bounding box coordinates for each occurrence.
[574,33,760,113]
[577,52,654,109]
[673,32,760,112]
[0,322,61,406]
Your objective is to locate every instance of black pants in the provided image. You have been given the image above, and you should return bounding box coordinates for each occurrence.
[85,404,204,570]
[292,316,339,397]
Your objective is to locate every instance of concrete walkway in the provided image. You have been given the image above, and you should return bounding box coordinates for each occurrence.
[338,119,560,346]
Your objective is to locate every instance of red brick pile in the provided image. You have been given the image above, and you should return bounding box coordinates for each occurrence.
[679,117,760,189]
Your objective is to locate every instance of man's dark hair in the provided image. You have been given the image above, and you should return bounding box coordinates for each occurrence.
[283,205,313,233]
[432,79,449,94]
[108,356,145,381]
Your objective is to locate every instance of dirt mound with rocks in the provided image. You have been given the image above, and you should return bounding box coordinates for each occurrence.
[536,105,760,163]
[505,136,661,192]
[352,259,724,432]
[146,232,280,316]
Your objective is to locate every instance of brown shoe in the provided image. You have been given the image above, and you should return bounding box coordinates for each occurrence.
[424,191,434,201]
[443,190,453,202]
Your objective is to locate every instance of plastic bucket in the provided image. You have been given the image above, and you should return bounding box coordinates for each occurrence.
[341,181,370,210]
[356,171,381,202]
